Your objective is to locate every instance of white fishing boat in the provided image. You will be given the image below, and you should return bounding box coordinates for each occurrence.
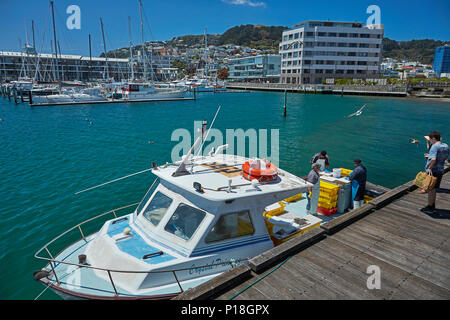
[33,118,317,300]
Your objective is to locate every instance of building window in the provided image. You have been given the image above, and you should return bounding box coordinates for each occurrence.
[339,33,348,37]
[328,32,337,37]
[294,33,299,39]
[289,34,293,40]
[283,35,288,41]
[306,32,314,37]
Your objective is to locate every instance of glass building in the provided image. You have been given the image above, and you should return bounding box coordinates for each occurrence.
[433,45,450,77]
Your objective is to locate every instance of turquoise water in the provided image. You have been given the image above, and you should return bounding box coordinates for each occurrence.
[0,91,448,299]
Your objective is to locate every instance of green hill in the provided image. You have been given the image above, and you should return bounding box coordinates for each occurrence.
[382,38,449,65]
[215,24,287,50]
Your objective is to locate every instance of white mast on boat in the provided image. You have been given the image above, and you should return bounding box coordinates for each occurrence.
[50,1,61,88]
[139,0,148,82]
[100,17,110,80]
[203,27,209,82]
[128,16,135,80]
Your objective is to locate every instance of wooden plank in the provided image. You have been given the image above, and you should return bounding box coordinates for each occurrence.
[330,222,450,291]
[389,200,450,227]
[322,238,450,299]
[248,228,325,273]
[320,204,375,235]
[369,181,417,209]
[342,208,450,252]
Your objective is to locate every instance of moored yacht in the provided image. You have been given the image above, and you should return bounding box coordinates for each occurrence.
[121,82,188,100]
[31,86,108,105]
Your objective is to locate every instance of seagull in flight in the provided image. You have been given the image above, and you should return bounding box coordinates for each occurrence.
[348,104,366,118]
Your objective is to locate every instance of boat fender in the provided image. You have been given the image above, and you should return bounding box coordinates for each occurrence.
[123,227,131,235]
[33,270,51,281]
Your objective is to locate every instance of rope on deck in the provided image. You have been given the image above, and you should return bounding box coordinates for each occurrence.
[228,255,292,300]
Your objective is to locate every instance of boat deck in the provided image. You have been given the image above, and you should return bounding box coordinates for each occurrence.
[175,167,450,300]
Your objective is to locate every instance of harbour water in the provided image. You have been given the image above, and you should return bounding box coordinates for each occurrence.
[0,92,449,299]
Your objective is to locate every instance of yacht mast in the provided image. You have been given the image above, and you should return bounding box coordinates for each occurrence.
[100,17,110,80]
[139,0,147,81]
[128,16,135,80]
[50,1,60,86]
[203,27,208,80]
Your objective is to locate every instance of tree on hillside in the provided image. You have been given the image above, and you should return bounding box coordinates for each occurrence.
[217,67,229,80]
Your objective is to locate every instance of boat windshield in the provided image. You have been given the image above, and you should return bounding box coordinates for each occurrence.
[141,191,173,227]
[164,204,206,241]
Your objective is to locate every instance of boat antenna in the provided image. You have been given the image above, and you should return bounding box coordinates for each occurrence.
[195,105,221,158]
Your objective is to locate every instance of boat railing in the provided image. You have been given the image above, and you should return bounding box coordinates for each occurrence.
[34,202,246,296]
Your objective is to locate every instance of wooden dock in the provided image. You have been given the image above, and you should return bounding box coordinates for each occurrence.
[175,167,450,300]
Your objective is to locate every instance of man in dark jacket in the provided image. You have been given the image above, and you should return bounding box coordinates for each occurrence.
[348,158,367,208]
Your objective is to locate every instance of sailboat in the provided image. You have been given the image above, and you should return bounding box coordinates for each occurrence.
[120,0,188,101]
[185,28,226,93]
[30,2,108,105]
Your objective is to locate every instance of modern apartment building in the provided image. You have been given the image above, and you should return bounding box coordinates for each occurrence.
[279,21,384,84]
[228,54,281,82]
[433,45,450,78]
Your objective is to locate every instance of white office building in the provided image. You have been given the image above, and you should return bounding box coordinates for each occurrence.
[279,20,384,85]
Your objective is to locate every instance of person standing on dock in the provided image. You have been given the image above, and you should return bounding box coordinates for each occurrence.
[310,150,330,171]
[421,131,449,214]
[306,163,321,215]
[348,158,367,209]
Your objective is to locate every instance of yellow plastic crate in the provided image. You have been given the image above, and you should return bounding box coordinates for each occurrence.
[320,180,340,191]
[263,201,286,218]
[319,187,339,196]
[318,201,338,209]
[319,194,338,203]
[363,195,374,204]
[340,168,353,177]
[284,193,303,203]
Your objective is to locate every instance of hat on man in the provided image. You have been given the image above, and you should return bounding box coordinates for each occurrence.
[353,158,362,164]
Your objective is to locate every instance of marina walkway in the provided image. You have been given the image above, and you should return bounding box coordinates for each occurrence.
[175,168,450,300]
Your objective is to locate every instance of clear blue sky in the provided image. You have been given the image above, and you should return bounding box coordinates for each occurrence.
[1,0,449,56]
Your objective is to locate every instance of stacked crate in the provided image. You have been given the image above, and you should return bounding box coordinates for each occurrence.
[318,180,340,216]
[339,168,353,177]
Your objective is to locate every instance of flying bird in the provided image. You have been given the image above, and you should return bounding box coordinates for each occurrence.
[348,104,366,118]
